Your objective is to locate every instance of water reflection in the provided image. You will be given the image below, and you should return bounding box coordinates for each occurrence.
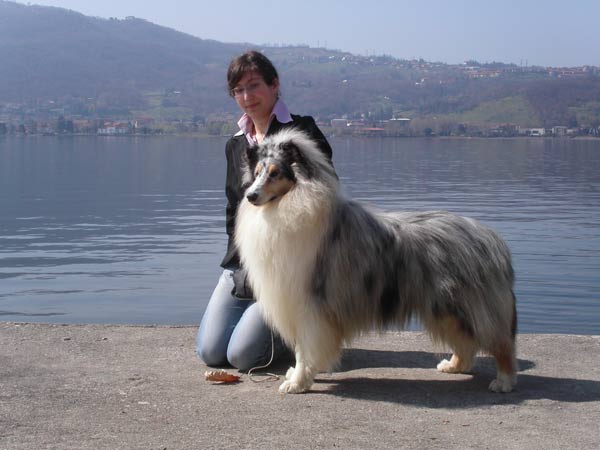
[0,136,598,333]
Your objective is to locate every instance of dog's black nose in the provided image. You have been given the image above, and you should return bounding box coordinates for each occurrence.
[246,192,259,203]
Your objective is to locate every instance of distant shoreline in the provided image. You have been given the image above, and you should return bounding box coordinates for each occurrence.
[1,133,599,141]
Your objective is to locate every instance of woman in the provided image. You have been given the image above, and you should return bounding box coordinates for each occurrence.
[196,50,335,371]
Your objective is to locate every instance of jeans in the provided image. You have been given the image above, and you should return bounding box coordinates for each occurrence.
[196,269,290,371]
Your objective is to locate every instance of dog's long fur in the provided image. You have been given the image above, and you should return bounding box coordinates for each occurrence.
[235,129,517,394]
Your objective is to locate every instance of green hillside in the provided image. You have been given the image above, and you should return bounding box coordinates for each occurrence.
[451,96,541,127]
[1,0,600,131]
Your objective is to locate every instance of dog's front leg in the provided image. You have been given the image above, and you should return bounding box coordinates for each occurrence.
[278,317,342,394]
[279,346,315,394]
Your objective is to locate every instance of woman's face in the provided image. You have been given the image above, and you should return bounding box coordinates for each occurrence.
[232,71,279,123]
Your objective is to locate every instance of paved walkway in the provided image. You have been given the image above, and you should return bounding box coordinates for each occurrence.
[1,322,599,449]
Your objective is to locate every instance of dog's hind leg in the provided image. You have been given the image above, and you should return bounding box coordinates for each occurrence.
[488,339,517,393]
[430,316,477,374]
[488,295,518,393]
[436,336,477,374]
[437,349,476,374]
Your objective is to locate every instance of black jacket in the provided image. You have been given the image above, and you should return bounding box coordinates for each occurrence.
[220,114,334,269]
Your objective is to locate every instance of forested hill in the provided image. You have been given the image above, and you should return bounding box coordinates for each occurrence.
[2,1,600,130]
[0,1,246,112]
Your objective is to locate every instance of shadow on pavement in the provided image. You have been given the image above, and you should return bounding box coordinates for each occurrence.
[313,348,598,407]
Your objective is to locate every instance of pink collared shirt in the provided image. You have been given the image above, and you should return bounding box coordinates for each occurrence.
[236,99,293,146]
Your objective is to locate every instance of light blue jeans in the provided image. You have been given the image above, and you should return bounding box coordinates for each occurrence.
[196,269,290,371]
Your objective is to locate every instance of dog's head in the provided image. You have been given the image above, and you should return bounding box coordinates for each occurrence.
[242,129,323,206]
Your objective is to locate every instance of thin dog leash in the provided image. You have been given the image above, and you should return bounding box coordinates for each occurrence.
[247,329,280,383]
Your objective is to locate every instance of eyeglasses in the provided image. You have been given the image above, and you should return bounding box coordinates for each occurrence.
[230,80,263,98]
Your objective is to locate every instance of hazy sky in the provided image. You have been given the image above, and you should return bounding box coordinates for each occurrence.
[15,0,600,67]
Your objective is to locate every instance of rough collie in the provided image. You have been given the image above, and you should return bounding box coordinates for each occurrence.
[235,129,517,394]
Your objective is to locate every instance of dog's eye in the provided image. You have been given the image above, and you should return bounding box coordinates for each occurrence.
[266,164,280,179]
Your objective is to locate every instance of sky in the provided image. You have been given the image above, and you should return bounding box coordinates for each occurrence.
[14,0,600,67]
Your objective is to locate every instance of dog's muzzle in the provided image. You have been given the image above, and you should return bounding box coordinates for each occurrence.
[246,191,259,204]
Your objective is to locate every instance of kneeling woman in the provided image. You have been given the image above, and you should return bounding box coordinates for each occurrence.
[196,50,336,371]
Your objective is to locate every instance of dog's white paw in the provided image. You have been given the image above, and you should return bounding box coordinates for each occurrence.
[437,354,473,374]
[285,366,295,381]
[488,374,516,393]
[437,358,460,373]
[279,380,308,394]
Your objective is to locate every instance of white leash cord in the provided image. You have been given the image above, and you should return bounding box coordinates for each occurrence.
[247,329,280,383]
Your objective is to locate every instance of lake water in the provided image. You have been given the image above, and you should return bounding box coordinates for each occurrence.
[1,136,599,334]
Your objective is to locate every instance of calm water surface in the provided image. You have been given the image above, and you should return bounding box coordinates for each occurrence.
[1,136,599,334]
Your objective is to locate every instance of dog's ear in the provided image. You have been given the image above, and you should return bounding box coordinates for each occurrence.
[245,145,259,171]
[245,145,260,178]
[281,140,314,179]
[242,145,259,189]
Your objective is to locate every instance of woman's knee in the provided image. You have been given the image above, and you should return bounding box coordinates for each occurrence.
[226,303,273,371]
[196,269,238,366]
[196,324,229,366]
[226,339,268,372]
[196,301,227,365]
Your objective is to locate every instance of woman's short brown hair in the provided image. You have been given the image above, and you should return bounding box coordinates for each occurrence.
[227,50,279,96]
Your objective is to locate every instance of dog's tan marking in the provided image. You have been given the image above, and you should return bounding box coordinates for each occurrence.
[489,341,517,392]
[431,316,477,373]
[255,162,264,177]
[267,163,280,178]
[492,345,516,375]
[261,175,295,200]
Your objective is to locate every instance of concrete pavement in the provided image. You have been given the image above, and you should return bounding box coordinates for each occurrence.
[1,322,599,449]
